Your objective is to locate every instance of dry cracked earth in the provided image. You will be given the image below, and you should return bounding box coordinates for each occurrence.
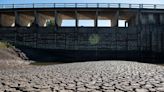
[0,61,164,92]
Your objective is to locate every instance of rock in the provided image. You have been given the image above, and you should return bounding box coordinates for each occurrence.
[77,87,86,91]
[136,89,148,92]
[156,87,164,91]
[104,90,115,92]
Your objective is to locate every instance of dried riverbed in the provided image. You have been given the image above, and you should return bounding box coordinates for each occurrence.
[0,61,164,92]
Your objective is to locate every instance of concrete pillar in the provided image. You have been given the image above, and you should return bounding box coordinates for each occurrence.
[54,11,62,27]
[54,11,58,28]
[54,11,56,28]
[140,13,147,25]
[95,10,98,27]
[0,13,2,27]
[159,14,164,25]
[75,11,78,27]
[136,11,140,26]
[34,11,38,27]
[148,14,155,24]
[56,13,62,27]
[15,11,20,27]
[111,11,119,27]
[155,14,160,25]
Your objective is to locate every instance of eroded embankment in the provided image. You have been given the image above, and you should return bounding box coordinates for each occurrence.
[0,42,31,69]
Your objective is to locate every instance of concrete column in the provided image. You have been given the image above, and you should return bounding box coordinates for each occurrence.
[15,11,19,27]
[56,13,62,27]
[140,13,147,25]
[75,11,78,27]
[111,11,119,27]
[54,11,57,28]
[54,11,62,27]
[148,14,155,24]
[54,11,59,28]
[159,14,164,25]
[0,13,2,27]
[95,10,98,27]
[136,11,140,26]
[34,11,38,27]
[156,14,160,25]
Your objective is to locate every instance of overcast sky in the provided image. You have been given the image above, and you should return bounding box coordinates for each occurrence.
[0,0,163,4]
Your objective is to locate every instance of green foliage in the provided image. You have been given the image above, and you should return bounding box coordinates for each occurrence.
[89,34,100,45]
[0,41,12,48]
[47,20,55,31]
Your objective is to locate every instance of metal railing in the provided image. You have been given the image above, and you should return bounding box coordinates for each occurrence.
[0,3,164,9]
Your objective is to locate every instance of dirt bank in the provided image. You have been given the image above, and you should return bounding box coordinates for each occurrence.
[0,42,31,69]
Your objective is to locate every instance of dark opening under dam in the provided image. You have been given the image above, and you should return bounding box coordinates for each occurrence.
[0,3,164,63]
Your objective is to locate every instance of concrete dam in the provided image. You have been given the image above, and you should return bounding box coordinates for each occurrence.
[0,3,164,62]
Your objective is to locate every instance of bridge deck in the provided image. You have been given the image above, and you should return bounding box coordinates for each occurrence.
[0,3,164,9]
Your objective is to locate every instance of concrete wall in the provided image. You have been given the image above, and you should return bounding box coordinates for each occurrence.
[0,26,163,61]
[0,26,163,52]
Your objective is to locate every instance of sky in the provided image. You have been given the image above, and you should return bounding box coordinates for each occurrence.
[0,0,163,4]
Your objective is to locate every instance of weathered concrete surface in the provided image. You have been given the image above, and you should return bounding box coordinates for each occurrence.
[0,61,164,92]
[2,8,164,27]
[0,13,15,27]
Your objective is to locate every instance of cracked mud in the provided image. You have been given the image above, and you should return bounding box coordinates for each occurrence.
[0,61,164,92]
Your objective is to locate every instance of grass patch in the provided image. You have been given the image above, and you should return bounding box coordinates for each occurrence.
[0,41,12,48]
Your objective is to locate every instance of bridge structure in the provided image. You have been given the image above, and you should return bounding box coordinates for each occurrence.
[0,3,164,61]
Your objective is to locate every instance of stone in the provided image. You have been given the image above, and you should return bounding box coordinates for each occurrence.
[85,84,99,89]
[104,90,115,92]
[77,87,86,91]
[156,87,164,91]
[136,89,148,92]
